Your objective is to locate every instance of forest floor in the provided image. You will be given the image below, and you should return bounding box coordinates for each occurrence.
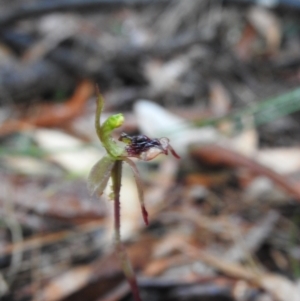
[1,1,300,300]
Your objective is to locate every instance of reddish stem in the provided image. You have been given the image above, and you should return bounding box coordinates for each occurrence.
[111,160,142,301]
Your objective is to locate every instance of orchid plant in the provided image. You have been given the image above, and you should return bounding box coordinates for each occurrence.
[88,88,180,301]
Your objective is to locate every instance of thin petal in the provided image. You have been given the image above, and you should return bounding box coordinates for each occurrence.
[87,156,115,196]
[168,145,181,159]
[123,157,148,226]
[159,137,180,159]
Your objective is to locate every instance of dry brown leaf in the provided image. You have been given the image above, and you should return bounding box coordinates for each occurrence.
[31,235,156,301]
[144,57,189,94]
[34,129,101,175]
[247,7,281,53]
[184,244,300,301]
[209,80,231,117]
[259,274,300,301]
[191,144,300,201]
[224,211,279,262]
[32,266,93,301]
[257,148,300,174]
[235,24,257,60]
[0,175,105,219]
[0,80,94,136]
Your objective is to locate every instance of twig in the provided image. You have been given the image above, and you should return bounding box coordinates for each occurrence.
[0,220,104,256]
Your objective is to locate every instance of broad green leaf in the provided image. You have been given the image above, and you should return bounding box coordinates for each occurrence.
[87,155,115,196]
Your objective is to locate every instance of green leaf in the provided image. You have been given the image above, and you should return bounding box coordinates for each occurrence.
[87,155,115,196]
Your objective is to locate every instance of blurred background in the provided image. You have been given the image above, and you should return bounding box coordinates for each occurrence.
[1,0,300,300]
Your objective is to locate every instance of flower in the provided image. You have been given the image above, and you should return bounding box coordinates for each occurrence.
[88,87,180,225]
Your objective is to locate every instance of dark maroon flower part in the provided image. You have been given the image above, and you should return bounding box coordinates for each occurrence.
[119,132,180,161]
[119,133,163,156]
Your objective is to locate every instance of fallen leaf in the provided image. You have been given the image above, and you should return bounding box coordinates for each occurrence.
[34,128,102,175]
[247,6,281,53]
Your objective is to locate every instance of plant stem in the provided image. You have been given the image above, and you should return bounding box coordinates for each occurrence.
[111,160,142,301]
[95,85,104,142]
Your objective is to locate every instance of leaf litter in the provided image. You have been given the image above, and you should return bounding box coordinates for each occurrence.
[0,1,300,300]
